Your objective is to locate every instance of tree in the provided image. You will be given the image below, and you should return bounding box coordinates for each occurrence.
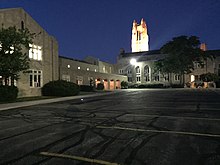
[0,26,35,86]
[200,73,219,82]
[154,36,213,84]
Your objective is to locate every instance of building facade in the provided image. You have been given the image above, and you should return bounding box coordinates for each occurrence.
[117,18,220,87]
[117,49,220,87]
[59,56,127,90]
[0,8,59,97]
[0,8,127,97]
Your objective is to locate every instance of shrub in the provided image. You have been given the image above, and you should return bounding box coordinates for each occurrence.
[170,84,184,88]
[121,81,128,89]
[0,85,18,102]
[138,84,164,88]
[42,80,80,97]
[80,85,94,92]
[96,83,104,90]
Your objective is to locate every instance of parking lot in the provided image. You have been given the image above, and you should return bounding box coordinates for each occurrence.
[0,89,220,165]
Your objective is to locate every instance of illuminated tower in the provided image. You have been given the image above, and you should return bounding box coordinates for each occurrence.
[131,18,149,52]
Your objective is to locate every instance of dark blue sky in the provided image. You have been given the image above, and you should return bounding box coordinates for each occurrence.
[1,0,220,63]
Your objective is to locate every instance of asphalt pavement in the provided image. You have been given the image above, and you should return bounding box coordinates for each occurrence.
[0,88,220,165]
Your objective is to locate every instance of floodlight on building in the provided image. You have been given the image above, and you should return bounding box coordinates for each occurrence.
[130,58,137,65]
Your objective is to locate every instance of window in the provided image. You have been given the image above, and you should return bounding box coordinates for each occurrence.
[164,74,169,81]
[128,77,132,82]
[0,43,14,54]
[144,65,150,82]
[29,44,42,61]
[21,21,24,30]
[29,70,42,87]
[154,75,159,81]
[119,69,123,74]
[218,64,220,76]
[127,68,132,74]
[76,76,83,85]
[135,66,140,74]
[0,76,16,86]
[153,70,160,81]
[195,75,199,81]
[136,76,141,82]
[62,75,70,82]
[174,74,180,81]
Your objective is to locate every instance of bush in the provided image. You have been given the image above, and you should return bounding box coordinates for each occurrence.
[42,80,80,97]
[96,83,104,90]
[121,81,128,89]
[80,85,94,92]
[0,85,18,102]
[137,84,164,88]
[170,84,184,88]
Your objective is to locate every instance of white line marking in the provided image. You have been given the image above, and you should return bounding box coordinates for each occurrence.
[40,152,120,165]
[125,114,220,122]
[96,126,220,138]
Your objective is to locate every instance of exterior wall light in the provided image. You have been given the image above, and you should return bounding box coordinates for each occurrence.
[67,65,70,68]
[130,58,137,65]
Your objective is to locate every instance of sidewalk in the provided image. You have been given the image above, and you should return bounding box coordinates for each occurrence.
[0,91,116,112]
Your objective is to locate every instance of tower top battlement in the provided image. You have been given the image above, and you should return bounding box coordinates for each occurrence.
[131,18,149,52]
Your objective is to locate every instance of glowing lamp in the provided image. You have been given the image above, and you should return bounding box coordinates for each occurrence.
[130,58,137,65]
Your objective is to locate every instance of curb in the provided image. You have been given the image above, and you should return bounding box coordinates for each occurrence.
[0,91,117,112]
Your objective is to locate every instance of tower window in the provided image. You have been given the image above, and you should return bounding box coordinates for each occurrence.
[21,21,24,30]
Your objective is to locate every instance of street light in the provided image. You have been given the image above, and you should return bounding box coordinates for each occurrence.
[130,58,137,65]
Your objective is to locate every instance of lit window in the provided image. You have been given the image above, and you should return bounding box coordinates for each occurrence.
[29,44,42,61]
[62,75,70,82]
[78,66,80,70]
[76,76,83,85]
[29,70,42,87]
[0,43,14,54]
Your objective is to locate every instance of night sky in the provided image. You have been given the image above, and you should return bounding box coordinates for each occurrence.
[0,0,220,63]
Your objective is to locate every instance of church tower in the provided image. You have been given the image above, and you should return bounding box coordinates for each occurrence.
[131,18,149,52]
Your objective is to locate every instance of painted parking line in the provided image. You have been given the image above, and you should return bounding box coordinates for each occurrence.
[40,152,120,165]
[126,114,220,122]
[96,126,220,138]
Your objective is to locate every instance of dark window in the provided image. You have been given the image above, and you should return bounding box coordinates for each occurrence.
[30,75,33,86]
[128,77,132,82]
[21,21,24,30]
